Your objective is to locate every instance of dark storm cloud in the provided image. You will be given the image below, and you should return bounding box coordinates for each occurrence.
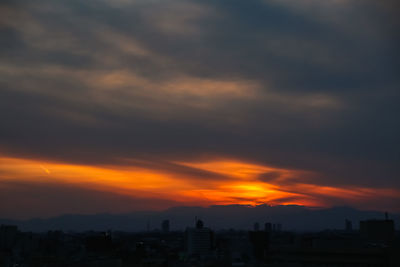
[0,0,399,192]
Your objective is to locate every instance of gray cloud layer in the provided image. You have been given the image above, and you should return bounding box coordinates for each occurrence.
[1,0,399,190]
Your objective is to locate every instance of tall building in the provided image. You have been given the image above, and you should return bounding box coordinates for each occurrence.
[265,222,272,232]
[345,219,352,231]
[359,219,394,244]
[0,225,18,249]
[185,219,213,257]
[249,230,270,261]
[162,219,170,233]
[254,222,260,231]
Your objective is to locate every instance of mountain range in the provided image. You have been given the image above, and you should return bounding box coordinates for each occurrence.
[1,205,398,232]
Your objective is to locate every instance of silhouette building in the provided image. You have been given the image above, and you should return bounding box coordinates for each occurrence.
[162,219,170,233]
[360,219,395,244]
[0,225,18,250]
[345,219,352,231]
[265,222,272,232]
[249,230,270,261]
[185,219,213,257]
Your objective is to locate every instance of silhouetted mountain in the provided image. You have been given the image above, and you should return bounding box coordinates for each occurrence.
[1,205,398,232]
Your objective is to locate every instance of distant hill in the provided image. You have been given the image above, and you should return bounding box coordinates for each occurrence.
[1,205,398,232]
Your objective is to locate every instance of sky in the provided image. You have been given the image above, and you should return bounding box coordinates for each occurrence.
[0,0,399,219]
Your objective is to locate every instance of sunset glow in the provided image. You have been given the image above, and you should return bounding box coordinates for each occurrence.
[2,155,398,217]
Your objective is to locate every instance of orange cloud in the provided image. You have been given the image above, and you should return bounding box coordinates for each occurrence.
[1,155,398,215]
[0,156,187,200]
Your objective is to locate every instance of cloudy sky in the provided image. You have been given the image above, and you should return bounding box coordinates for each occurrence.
[0,0,399,219]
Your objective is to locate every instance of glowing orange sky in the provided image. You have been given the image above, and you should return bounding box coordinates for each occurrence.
[1,155,398,215]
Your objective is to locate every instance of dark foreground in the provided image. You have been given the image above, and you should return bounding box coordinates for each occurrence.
[1,218,399,267]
